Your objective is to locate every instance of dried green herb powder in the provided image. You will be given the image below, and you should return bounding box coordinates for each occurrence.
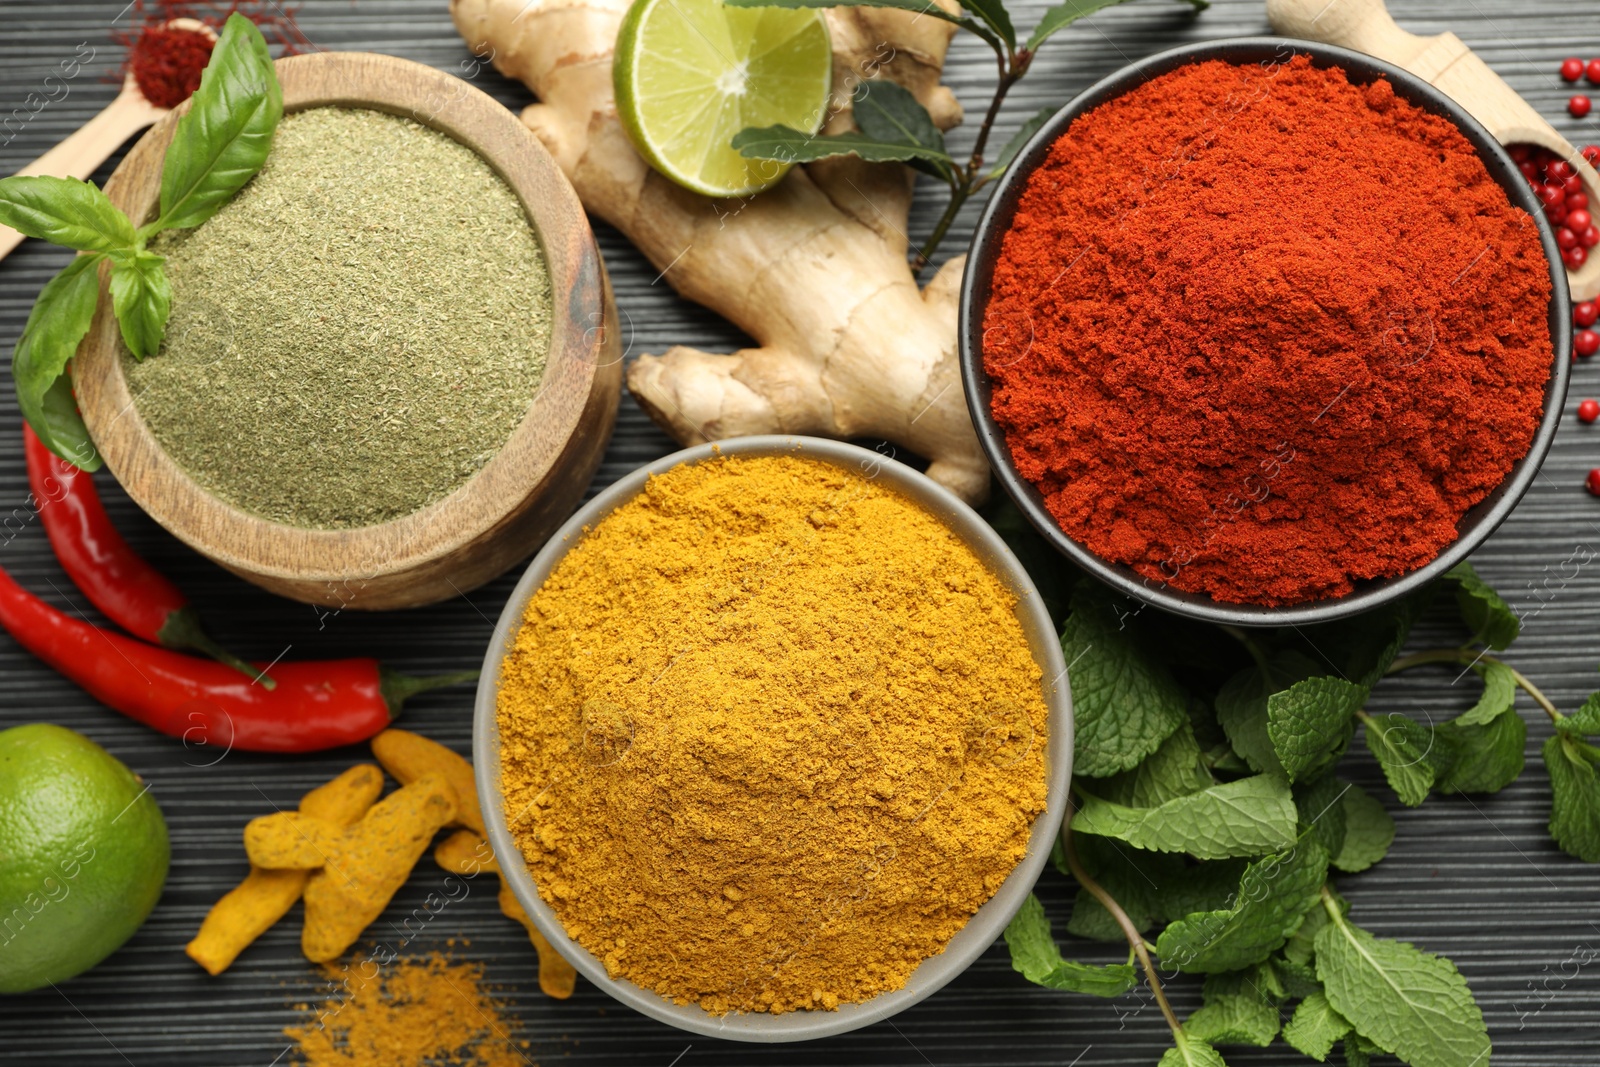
[127,106,552,529]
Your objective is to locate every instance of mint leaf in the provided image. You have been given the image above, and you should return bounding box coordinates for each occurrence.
[1099,721,1213,808]
[1282,991,1352,1061]
[1272,953,1322,998]
[109,251,171,360]
[153,14,282,233]
[1156,840,1327,973]
[1270,676,1366,782]
[1448,560,1520,650]
[1433,707,1525,795]
[1343,1035,1380,1067]
[1204,964,1288,1007]
[1063,834,1185,941]
[1315,908,1490,1067]
[1027,0,1206,52]
[1216,650,1321,777]
[1154,858,1248,925]
[1331,783,1393,873]
[1158,1033,1228,1067]
[1294,774,1349,860]
[1185,990,1279,1047]
[1299,586,1431,689]
[987,107,1052,178]
[1459,660,1517,726]
[12,253,104,471]
[1556,691,1600,737]
[1004,894,1137,996]
[0,175,136,252]
[1363,713,1438,806]
[1072,775,1297,860]
[1545,733,1600,862]
[1061,583,1187,778]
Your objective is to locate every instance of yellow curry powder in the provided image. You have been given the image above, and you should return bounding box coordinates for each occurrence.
[286,954,528,1067]
[496,454,1049,1014]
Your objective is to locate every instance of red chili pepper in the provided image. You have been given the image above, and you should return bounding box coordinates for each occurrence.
[24,425,267,686]
[0,561,476,753]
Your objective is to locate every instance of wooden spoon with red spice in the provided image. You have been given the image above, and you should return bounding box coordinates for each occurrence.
[1268,0,1600,300]
[0,18,216,263]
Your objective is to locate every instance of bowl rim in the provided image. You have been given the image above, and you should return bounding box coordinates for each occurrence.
[958,35,1574,627]
[473,435,1074,1043]
[75,51,613,595]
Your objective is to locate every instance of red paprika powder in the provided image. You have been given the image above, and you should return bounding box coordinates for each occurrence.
[982,55,1553,606]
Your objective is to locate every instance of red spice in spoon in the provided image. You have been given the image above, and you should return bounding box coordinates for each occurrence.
[129,23,215,108]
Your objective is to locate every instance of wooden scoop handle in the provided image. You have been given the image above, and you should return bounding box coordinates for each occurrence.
[1268,0,1600,299]
[0,77,166,265]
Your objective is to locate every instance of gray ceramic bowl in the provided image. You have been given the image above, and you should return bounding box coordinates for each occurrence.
[959,37,1573,628]
[474,435,1074,1042]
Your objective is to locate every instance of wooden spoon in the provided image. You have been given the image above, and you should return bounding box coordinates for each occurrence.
[0,19,214,265]
[1267,0,1600,300]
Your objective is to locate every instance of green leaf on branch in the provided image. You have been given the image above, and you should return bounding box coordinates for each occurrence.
[987,106,1052,178]
[1185,989,1279,1047]
[0,175,136,253]
[1072,775,1297,860]
[1158,1032,1228,1067]
[1061,583,1187,777]
[1004,894,1137,996]
[734,81,954,178]
[153,13,282,234]
[1098,721,1213,808]
[1544,732,1600,862]
[1459,660,1517,726]
[1216,649,1322,777]
[1556,691,1600,737]
[1433,706,1526,795]
[1331,783,1393,873]
[1447,560,1520,650]
[1362,713,1438,806]
[1156,840,1327,973]
[1026,0,1206,53]
[12,254,104,471]
[1281,991,1352,1061]
[1314,906,1490,1067]
[1269,676,1367,783]
[109,251,171,360]
[955,0,1015,47]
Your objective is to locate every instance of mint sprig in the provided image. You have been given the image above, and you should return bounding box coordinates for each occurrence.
[0,13,280,469]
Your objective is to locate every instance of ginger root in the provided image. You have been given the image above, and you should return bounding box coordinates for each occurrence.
[186,764,383,975]
[450,0,990,503]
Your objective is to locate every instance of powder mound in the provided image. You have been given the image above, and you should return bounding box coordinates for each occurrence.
[496,455,1049,1014]
[982,56,1553,606]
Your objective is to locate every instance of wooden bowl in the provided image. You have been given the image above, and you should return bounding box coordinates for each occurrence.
[76,52,622,611]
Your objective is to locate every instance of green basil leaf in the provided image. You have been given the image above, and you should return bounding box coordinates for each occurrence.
[154,13,281,233]
[13,254,104,471]
[1447,559,1520,650]
[0,175,136,253]
[109,251,172,360]
[1026,0,1206,53]
[1004,894,1137,996]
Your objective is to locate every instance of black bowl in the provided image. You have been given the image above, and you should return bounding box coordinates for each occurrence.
[959,36,1573,627]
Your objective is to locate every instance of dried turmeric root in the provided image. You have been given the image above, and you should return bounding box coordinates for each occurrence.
[372,728,484,836]
[450,0,989,504]
[186,764,382,975]
[433,827,577,1000]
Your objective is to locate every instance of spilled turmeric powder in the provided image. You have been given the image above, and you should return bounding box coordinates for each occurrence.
[496,453,1049,1014]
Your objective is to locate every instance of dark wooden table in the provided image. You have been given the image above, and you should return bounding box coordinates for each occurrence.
[3,0,1598,1063]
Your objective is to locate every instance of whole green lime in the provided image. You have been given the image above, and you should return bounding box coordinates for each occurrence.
[0,724,169,993]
